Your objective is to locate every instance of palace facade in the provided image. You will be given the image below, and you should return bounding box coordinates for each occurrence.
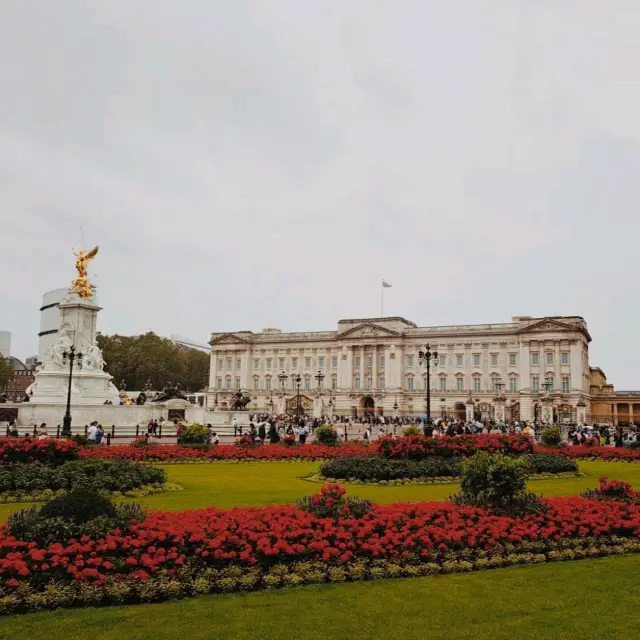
[207,315,592,424]
[589,368,640,426]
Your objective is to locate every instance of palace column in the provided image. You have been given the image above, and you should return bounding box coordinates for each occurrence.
[371,344,377,390]
[613,403,618,426]
[629,403,634,426]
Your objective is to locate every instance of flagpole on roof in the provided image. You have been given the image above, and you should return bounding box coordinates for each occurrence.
[381,278,384,317]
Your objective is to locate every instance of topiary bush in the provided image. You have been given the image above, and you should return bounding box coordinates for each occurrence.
[403,426,421,436]
[178,423,210,447]
[540,426,563,447]
[6,488,148,546]
[450,452,547,516]
[522,453,578,474]
[314,425,339,446]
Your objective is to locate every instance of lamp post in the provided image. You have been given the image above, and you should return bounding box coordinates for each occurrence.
[277,371,287,415]
[61,345,83,437]
[418,345,439,422]
[268,389,274,415]
[314,370,325,389]
[291,374,302,419]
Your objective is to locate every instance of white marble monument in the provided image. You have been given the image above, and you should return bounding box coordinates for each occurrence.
[28,287,120,405]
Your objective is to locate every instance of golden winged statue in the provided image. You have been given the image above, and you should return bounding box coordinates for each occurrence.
[71,246,99,299]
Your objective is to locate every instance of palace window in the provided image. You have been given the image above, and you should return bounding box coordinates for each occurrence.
[305,357,311,368]
[439,354,446,367]
[292,357,298,369]
[367,356,373,368]
[355,356,361,367]
[532,376,539,392]
[226,358,232,370]
[265,377,271,390]
[332,356,338,369]
[547,376,555,391]
[217,359,223,370]
[253,358,259,369]
[546,352,554,365]
[439,377,447,391]
[491,376,499,392]
[304,377,311,389]
[379,375,385,390]
[279,358,285,369]
[407,377,414,391]
[236,358,241,369]
[332,375,337,390]
[472,354,480,367]
[509,377,517,392]
[456,354,463,367]
[366,377,372,389]
[253,377,259,390]
[531,353,539,365]
[407,355,414,367]
[319,356,325,369]
[491,354,498,367]
[562,376,570,392]
[354,377,360,390]
[266,358,272,369]
[216,377,222,389]
[456,377,464,391]
[561,352,569,365]
[235,377,241,390]
[509,353,517,366]
[473,377,481,392]
[226,378,232,390]
[380,354,385,367]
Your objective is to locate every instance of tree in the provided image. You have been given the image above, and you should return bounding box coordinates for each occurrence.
[0,356,14,392]
[96,332,209,392]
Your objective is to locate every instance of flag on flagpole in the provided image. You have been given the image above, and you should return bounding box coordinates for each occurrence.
[382,279,392,288]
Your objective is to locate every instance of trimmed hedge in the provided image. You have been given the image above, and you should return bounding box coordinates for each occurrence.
[319,452,578,482]
[0,459,167,495]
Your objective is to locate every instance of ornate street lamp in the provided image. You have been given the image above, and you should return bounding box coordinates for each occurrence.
[315,370,325,389]
[418,345,439,422]
[61,346,83,437]
[291,374,302,418]
[268,389,274,414]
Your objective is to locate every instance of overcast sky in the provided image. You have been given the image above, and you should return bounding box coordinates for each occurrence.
[1,1,640,387]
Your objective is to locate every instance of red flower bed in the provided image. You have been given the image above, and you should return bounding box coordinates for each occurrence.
[1,490,640,613]
[78,442,369,463]
[0,437,79,465]
[376,434,534,459]
[535,446,640,462]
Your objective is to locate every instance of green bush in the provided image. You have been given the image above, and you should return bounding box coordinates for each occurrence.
[451,452,547,516]
[314,425,339,446]
[403,426,421,436]
[522,453,578,474]
[320,455,460,481]
[6,488,147,546]
[540,427,563,447]
[0,459,166,494]
[178,423,210,446]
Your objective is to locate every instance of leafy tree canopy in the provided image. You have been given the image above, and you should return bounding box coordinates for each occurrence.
[0,356,14,391]
[95,332,208,393]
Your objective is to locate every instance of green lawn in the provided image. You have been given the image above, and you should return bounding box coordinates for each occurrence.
[1,459,639,521]
[2,554,640,640]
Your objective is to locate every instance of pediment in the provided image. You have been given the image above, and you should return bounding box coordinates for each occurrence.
[519,319,577,335]
[209,333,250,346]
[337,322,400,340]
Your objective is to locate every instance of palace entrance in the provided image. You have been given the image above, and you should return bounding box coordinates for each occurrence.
[362,396,375,417]
[452,402,466,421]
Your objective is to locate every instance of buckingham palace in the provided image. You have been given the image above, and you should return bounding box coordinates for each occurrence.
[207,315,592,424]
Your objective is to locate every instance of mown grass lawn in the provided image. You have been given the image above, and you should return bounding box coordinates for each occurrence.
[1,459,640,521]
[2,554,640,640]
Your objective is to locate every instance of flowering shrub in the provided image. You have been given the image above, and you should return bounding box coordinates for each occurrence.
[376,434,534,460]
[282,434,296,447]
[314,425,339,446]
[540,427,563,447]
[535,446,640,462]
[131,436,158,448]
[296,484,373,519]
[402,426,421,436]
[0,438,79,465]
[2,489,640,613]
[79,443,369,462]
[581,477,640,504]
[178,424,209,447]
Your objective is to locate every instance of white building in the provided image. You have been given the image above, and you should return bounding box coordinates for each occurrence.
[38,288,68,362]
[207,315,591,423]
[0,331,10,358]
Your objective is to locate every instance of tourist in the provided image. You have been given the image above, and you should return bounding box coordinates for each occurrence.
[87,422,99,442]
[268,424,280,444]
[95,424,104,444]
[210,431,219,446]
[299,423,308,444]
